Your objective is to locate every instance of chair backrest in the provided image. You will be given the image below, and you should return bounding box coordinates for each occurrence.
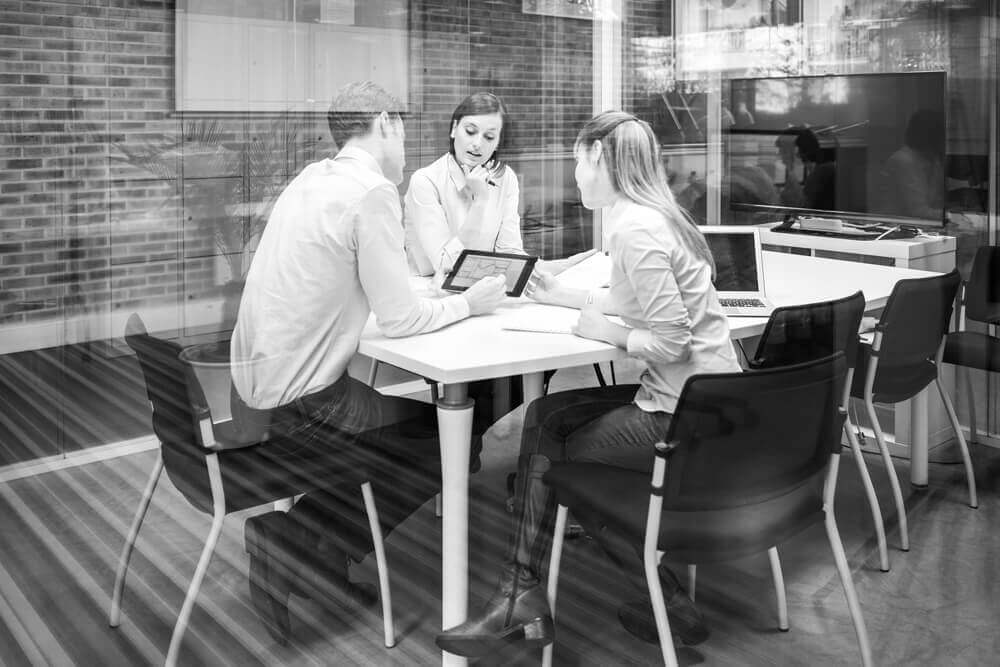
[877,269,961,367]
[964,245,1000,325]
[661,353,847,512]
[124,313,207,449]
[751,291,866,370]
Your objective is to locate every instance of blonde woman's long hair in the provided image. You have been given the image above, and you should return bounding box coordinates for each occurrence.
[575,111,715,276]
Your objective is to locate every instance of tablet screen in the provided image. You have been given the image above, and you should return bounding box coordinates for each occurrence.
[442,250,538,297]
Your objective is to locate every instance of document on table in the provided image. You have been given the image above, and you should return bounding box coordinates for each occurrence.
[554,251,612,290]
[499,303,624,335]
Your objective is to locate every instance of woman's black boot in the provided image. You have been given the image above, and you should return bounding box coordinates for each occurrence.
[435,566,554,657]
[436,454,557,657]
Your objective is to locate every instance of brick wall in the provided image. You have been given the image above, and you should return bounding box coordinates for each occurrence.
[3,1,986,349]
[2,0,666,346]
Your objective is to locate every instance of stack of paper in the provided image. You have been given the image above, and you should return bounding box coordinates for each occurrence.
[500,304,579,334]
[555,252,612,290]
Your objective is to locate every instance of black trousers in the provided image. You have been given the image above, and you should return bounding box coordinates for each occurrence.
[263,373,484,562]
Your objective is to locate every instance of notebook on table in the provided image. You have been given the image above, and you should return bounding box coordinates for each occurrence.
[701,226,776,317]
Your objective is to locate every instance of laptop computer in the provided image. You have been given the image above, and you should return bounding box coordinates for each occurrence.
[701,226,776,317]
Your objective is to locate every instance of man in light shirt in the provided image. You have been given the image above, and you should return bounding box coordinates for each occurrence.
[234,81,506,643]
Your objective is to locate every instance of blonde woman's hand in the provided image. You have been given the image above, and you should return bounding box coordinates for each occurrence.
[573,304,629,347]
[523,268,560,304]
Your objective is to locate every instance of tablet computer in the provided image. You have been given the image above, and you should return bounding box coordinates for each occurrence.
[441,250,538,297]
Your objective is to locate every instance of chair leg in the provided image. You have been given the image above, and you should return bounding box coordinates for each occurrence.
[110,453,164,627]
[843,421,890,572]
[959,365,978,444]
[361,481,395,648]
[165,454,227,667]
[767,547,789,631]
[646,554,679,667]
[864,397,909,551]
[164,508,225,667]
[825,509,874,667]
[686,564,697,602]
[542,505,569,667]
[592,363,607,387]
[936,376,979,509]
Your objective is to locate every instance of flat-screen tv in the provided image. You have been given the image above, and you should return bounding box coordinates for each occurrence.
[725,71,947,226]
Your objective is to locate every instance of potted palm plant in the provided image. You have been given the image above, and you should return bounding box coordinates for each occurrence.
[112,118,317,329]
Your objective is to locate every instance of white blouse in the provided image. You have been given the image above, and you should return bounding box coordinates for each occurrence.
[598,199,741,414]
[403,153,523,276]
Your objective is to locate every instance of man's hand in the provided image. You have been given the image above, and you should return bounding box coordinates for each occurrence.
[462,275,506,315]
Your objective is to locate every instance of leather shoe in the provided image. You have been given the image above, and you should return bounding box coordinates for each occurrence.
[436,579,554,657]
[617,587,709,646]
[245,512,292,645]
[296,539,379,611]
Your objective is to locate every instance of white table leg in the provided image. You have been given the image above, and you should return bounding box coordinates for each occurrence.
[522,371,545,404]
[909,387,929,487]
[436,382,473,667]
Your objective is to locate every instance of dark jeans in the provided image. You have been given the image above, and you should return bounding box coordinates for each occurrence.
[508,384,673,586]
[263,373,482,562]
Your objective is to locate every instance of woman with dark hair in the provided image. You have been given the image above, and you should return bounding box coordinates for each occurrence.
[404,93,593,428]
[404,92,523,277]
[436,111,741,657]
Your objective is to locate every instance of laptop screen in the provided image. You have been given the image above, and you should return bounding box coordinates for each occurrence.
[703,231,760,292]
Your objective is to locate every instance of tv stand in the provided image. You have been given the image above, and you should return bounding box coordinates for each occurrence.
[757,222,956,270]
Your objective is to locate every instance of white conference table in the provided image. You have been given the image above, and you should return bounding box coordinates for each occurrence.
[358,250,935,665]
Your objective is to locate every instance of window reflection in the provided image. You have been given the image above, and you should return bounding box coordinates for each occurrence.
[0,0,995,462]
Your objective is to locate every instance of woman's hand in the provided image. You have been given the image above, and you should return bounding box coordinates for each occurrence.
[524,268,561,304]
[464,164,494,200]
[573,304,629,347]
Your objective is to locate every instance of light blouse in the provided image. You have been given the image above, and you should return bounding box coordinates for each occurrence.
[404,153,523,276]
[596,199,741,413]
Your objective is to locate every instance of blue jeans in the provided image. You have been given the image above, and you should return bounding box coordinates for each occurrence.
[507,384,673,586]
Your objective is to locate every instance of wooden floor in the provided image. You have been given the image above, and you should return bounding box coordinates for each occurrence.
[0,343,150,465]
[1,362,999,666]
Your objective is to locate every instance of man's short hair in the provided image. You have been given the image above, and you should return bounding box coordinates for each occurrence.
[327,81,404,148]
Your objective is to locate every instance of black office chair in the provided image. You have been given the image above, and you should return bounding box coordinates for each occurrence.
[541,354,872,667]
[110,314,395,666]
[943,245,1000,445]
[850,269,977,555]
[747,291,889,572]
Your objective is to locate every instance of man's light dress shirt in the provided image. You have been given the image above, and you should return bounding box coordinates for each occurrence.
[232,146,470,409]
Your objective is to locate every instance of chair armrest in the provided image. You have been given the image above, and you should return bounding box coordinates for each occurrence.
[653,440,678,459]
[197,414,266,451]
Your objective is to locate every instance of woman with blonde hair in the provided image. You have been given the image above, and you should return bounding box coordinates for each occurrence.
[437,111,741,657]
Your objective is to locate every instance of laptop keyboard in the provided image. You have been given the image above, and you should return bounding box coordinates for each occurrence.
[719,297,766,308]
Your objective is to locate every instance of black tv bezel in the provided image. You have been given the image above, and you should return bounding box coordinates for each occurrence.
[725,70,949,228]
